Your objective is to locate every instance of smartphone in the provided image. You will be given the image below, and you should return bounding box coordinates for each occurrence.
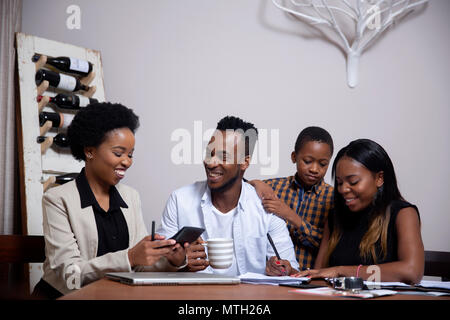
[169,226,205,245]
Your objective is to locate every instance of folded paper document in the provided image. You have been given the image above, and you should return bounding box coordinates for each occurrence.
[239,272,310,286]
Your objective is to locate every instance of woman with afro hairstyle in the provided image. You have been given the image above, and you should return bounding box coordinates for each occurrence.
[33,102,188,299]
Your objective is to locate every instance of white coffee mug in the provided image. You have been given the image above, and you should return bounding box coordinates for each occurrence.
[203,238,234,269]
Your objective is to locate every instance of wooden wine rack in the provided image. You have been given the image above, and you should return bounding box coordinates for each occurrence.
[15,33,106,288]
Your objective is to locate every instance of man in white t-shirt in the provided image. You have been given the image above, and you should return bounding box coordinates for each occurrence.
[158,116,298,276]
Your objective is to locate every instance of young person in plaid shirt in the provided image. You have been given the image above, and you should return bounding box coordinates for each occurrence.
[250,127,334,271]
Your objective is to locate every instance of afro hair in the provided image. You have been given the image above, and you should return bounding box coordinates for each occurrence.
[67,102,139,161]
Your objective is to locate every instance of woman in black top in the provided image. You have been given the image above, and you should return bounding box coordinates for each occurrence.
[294,139,424,284]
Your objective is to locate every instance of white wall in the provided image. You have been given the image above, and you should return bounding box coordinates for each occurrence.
[22,0,450,251]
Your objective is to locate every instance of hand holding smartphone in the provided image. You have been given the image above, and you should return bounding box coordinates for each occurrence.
[169,226,205,245]
[152,225,205,248]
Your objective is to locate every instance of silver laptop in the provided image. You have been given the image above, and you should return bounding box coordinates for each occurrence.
[106,272,240,285]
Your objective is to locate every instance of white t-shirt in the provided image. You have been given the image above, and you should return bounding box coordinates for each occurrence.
[208,205,238,276]
[158,181,299,276]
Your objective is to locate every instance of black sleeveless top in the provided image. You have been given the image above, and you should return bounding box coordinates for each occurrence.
[328,200,419,267]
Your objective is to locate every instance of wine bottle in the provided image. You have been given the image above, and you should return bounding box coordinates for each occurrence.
[38,93,99,110]
[37,133,69,148]
[54,173,79,185]
[39,111,74,128]
[35,69,89,92]
[32,54,93,76]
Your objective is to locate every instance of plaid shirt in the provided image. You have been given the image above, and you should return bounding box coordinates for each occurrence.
[264,175,334,270]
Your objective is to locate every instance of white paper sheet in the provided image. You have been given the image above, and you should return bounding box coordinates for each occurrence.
[364,281,410,287]
[418,280,450,290]
[364,280,450,290]
[239,272,310,285]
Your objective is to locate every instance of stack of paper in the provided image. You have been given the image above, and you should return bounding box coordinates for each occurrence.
[239,272,310,286]
[364,279,450,296]
[364,280,450,289]
[418,280,450,290]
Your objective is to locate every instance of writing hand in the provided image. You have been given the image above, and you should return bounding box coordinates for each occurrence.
[265,256,293,276]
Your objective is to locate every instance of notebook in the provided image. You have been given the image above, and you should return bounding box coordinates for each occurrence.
[106,272,240,285]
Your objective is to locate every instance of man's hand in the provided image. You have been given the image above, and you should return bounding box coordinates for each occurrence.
[184,237,209,272]
[165,242,189,267]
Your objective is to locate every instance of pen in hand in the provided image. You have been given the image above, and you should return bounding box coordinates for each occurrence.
[151,221,155,241]
[267,233,287,276]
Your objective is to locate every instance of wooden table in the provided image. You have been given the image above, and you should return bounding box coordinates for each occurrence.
[58,278,449,318]
[60,278,449,300]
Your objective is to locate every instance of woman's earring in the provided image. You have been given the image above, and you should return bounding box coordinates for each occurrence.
[372,185,383,205]
[87,153,93,159]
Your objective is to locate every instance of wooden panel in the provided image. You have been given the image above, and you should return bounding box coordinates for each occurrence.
[0,235,45,298]
[60,279,450,300]
[0,235,45,264]
[15,32,105,236]
[424,250,450,280]
[15,32,106,291]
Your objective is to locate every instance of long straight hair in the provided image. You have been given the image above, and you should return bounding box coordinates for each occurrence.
[326,139,403,265]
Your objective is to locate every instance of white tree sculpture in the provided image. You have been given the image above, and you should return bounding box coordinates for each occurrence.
[272,0,428,87]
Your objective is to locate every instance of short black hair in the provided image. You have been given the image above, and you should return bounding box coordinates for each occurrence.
[216,116,258,157]
[67,102,140,161]
[294,126,334,155]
